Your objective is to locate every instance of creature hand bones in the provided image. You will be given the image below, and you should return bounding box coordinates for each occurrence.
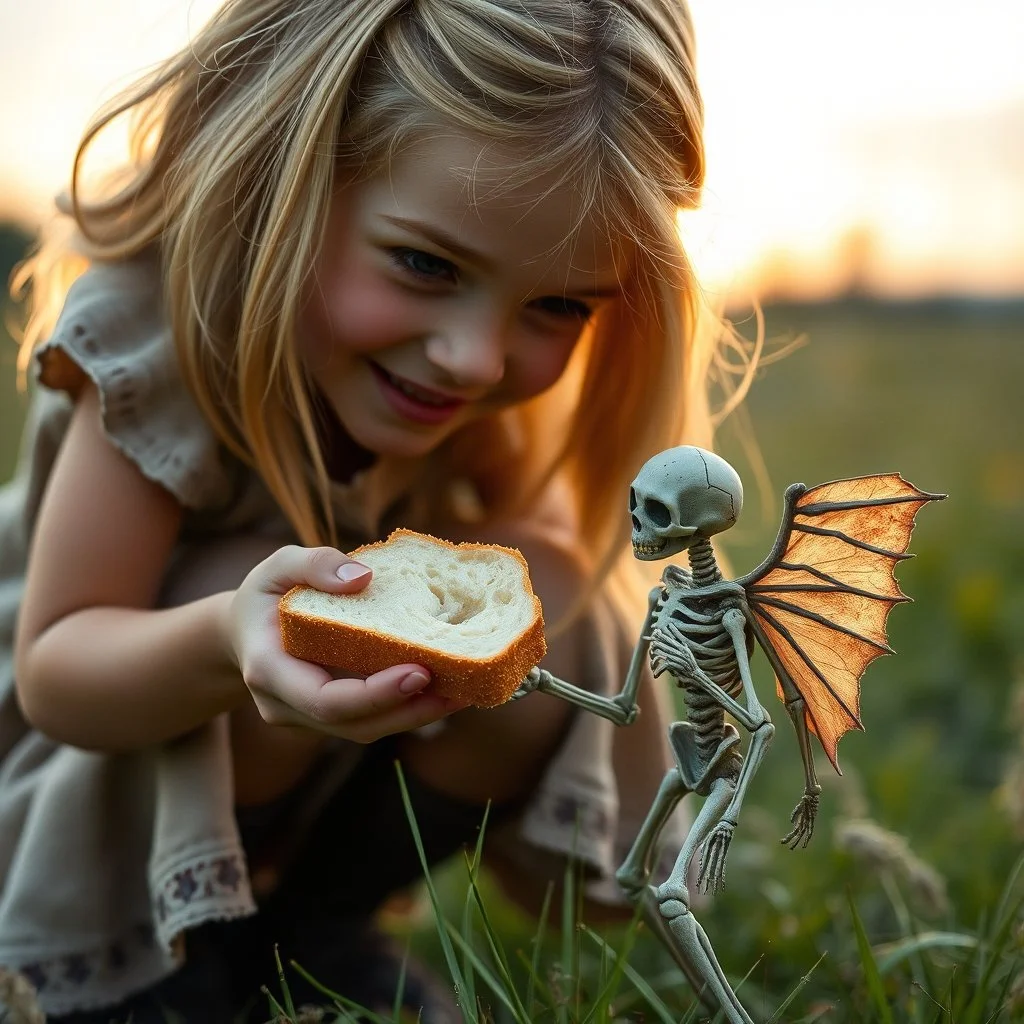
[514,446,942,1024]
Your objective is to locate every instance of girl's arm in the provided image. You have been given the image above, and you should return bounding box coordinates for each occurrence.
[14,382,458,752]
[14,381,244,749]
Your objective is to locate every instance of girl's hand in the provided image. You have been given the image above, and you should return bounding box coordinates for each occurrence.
[227,545,460,743]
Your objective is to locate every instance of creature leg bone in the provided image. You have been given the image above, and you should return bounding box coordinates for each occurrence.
[614,767,715,1010]
[655,774,755,1024]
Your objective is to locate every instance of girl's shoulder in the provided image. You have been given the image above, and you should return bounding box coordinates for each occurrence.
[43,253,164,361]
[34,253,232,511]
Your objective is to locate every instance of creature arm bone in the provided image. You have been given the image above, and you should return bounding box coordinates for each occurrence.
[510,584,664,727]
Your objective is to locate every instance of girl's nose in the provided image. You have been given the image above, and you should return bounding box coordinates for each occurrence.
[424,319,507,388]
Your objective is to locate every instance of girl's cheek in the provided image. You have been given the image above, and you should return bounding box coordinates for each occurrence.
[337,290,413,353]
[313,268,419,356]
[506,339,578,401]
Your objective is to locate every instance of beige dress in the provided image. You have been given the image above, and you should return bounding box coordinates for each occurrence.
[0,256,686,1015]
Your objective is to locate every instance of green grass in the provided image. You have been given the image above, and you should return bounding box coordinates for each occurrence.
[2,227,1023,1021]
[251,764,1024,1022]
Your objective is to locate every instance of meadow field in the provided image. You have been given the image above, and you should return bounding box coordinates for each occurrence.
[391,298,1024,1024]
[1,227,1022,1020]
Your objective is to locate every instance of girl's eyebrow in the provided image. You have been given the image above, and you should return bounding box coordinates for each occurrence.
[380,214,624,298]
[381,215,493,270]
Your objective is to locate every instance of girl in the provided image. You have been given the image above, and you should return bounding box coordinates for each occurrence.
[0,0,739,1019]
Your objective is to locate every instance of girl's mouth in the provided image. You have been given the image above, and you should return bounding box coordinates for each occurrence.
[368,361,467,425]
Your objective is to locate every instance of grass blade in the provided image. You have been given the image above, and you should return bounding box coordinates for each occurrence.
[395,761,478,1024]
[465,867,531,1023]
[273,944,297,1019]
[260,985,290,1021]
[391,948,408,1024]
[848,890,895,1024]
[581,925,678,1024]
[966,891,1024,1024]
[964,853,1024,1023]
[874,931,979,975]
[992,852,1024,933]
[557,854,576,1024]
[526,880,554,1016]
[515,947,560,1018]
[445,921,531,1022]
[516,947,560,1017]
[765,952,827,1023]
[286,960,392,1024]
[578,915,641,1024]
[461,793,493,1007]
[459,853,478,1016]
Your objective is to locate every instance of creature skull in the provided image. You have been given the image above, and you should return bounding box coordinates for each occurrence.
[629,446,743,560]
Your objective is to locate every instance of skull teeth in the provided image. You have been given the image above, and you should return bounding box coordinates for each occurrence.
[633,540,666,556]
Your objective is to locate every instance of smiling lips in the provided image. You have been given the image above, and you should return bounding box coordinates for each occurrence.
[369,361,468,425]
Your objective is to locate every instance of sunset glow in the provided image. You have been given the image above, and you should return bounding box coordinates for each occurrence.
[1,0,1021,301]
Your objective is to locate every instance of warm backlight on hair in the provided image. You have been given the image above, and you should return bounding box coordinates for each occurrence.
[1,0,1022,301]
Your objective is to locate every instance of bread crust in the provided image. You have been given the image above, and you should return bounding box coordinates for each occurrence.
[279,529,547,708]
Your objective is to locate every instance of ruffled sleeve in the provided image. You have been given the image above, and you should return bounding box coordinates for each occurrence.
[35,257,231,510]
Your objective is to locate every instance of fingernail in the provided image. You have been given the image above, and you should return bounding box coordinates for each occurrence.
[337,562,371,582]
[399,671,430,694]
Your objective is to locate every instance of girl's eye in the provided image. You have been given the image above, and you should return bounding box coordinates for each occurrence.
[531,296,594,321]
[389,247,457,283]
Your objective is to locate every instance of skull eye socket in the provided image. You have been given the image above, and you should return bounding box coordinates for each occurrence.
[629,488,637,512]
[644,498,671,528]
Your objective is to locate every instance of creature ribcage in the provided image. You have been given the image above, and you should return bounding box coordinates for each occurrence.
[650,589,745,790]
[515,445,943,1024]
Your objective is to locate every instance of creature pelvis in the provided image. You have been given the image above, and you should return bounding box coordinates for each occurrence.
[668,720,743,796]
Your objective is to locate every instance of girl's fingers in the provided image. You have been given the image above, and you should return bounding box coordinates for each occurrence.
[326,691,459,744]
[256,544,373,595]
[313,662,442,722]
[254,659,437,726]
[241,651,333,724]
[253,671,456,743]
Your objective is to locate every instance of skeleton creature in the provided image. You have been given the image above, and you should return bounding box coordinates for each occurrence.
[514,445,942,1023]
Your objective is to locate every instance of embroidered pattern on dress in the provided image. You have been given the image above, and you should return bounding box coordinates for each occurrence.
[154,853,246,926]
[10,853,250,1006]
[14,923,158,999]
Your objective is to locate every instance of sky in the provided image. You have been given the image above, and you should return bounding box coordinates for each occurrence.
[0,0,1021,302]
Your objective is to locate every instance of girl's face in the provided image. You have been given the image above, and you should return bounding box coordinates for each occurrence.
[298,131,630,460]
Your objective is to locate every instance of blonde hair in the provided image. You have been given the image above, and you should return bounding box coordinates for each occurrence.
[16,0,754,607]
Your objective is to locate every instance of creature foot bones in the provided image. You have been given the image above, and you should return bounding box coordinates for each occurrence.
[781,790,819,849]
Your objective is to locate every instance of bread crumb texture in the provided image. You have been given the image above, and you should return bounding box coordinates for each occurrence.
[279,529,546,707]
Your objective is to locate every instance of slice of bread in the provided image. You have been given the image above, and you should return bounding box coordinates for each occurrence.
[279,528,547,707]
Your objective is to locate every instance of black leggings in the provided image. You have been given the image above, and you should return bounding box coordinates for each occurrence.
[53,740,504,1023]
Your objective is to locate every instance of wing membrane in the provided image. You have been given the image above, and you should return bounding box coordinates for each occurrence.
[738,474,943,772]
